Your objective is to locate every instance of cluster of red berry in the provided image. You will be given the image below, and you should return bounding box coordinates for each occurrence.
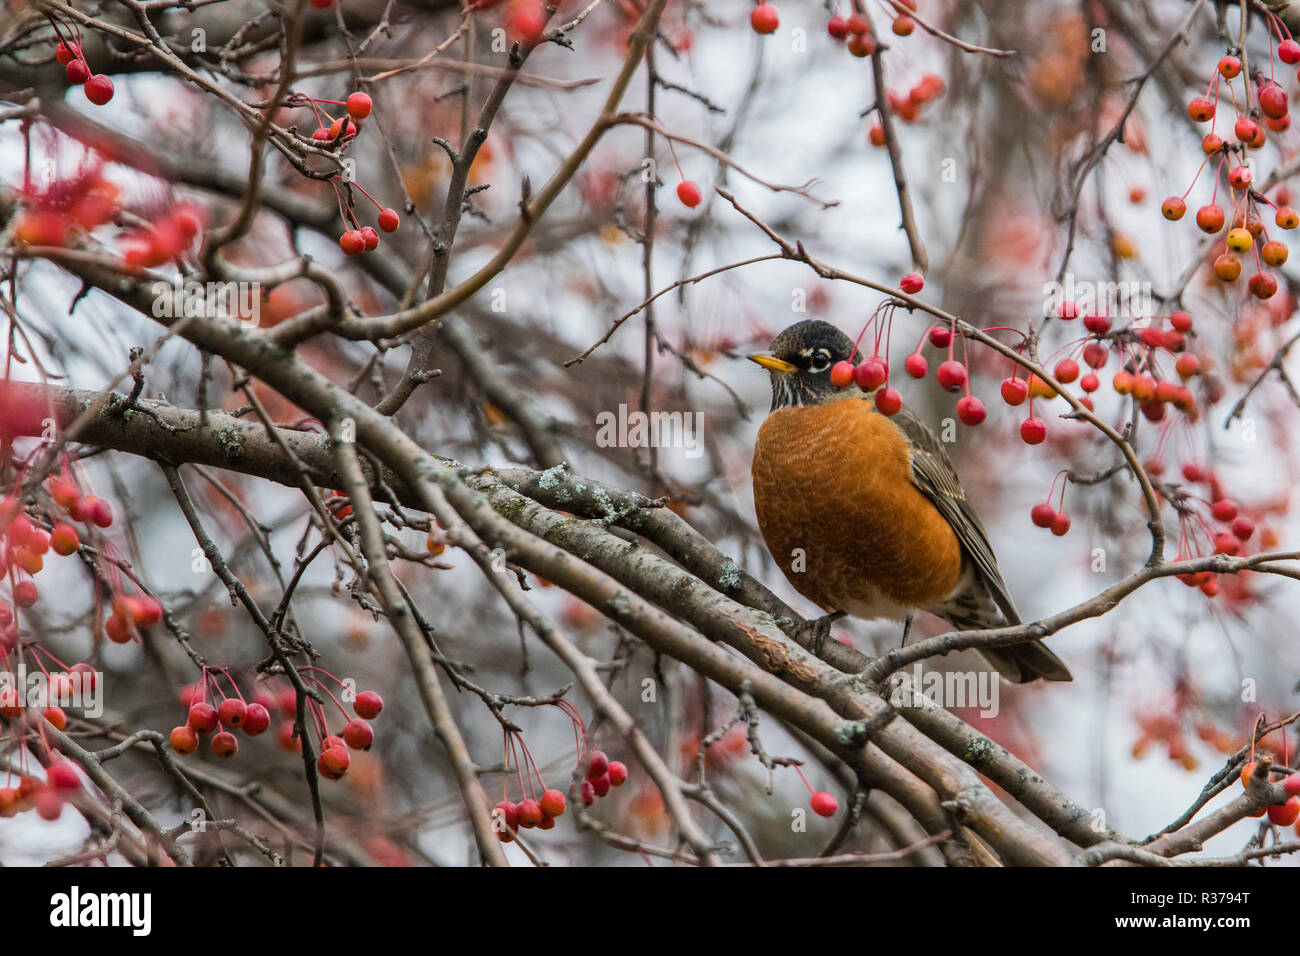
[826,10,876,58]
[13,166,120,249]
[823,275,927,418]
[120,204,205,271]
[53,30,114,107]
[172,667,382,777]
[0,478,114,617]
[1242,721,1300,826]
[492,700,628,843]
[290,90,403,254]
[869,74,946,146]
[1163,20,1300,299]
[0,758,82,822]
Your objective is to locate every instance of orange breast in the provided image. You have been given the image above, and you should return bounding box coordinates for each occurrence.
[752,398,963,616]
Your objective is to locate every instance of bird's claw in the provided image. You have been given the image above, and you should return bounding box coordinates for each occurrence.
[796,611,844,657]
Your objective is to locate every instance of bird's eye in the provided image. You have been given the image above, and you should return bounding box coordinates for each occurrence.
[808,350,832,372]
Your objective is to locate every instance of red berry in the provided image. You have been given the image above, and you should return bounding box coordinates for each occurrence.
[1054,358,1079,384]
[936,360,967,392]
[847,13,868,33]
[210,731,238,758]
[213,699,243,729]
[1260,83,1289,120]
[49,523,79,556]
[46,760,80,792]
[750,3,779,35]
[1285,774,1300,797]
[506,4,547,45]
[343,718,373,750]
[1196,204,1225,233]
[43,706,67,730]
[1083,312,1111,334]
[55,42,77,66]
[928,326,952,348]
[1249,272,1278,299]
[65,60,90,84]
[1228,165,1253,190]
[810,791,838,817]
[84,75,114,105]
[339,230,365,256]
[590,773,611,797]
[1187,97,1215,122]
[829,360,855,388]
[607,761,628,786]
[1020,417,1047,445]
[495,800,520,831]
[1282,39,1300,64]
[13,580,37,608]
[188,702,219,733]
[1000,377,1028,406]
[956,395,986,426]
[377,208,400,232]
[1169,310,1193,333]
[242,703,271,736]
[899,272,925,294]
[359,226,379,251]
[35,790,64,821]
[1231,516,1255,541]
[586,749,609,779]
[847,31,875,57]
[517,798,544,827]
[1268,796,1300,826]
[827,15,849,39]
[130,595,163,627]
[874,388,902,416]
[854,357,888,390]
[1211,499,1239,522]
[1050,512,1071,536]
[540,788,567,817]
[676,180,702,208]
[1234,116,1259,143]
[1217,55,1242,79]
[346,92,372,119]
[1030,502,1056,528]
[354,690,383,719]
[1161,197,1186,221]
[317,745,349,779]
[169,724,198,754]
[581,781,596,806]
[904,353,928,378]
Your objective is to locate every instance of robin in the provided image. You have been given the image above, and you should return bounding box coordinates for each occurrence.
[748,319,1071,683]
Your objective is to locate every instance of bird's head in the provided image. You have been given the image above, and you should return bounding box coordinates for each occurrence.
[748,320,859,410]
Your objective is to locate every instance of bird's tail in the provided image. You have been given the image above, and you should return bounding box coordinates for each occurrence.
[979,643,1073,684]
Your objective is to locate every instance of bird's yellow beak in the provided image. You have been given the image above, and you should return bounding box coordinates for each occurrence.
[748,353,798,375]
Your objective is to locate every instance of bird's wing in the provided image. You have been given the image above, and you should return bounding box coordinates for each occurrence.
[890,405,1020,624]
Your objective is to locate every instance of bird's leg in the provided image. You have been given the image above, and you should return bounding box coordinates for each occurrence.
[795,610,845,657]
[898,614,914,649]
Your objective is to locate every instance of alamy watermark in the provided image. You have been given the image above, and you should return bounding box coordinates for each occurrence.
[151,279,261,325]
[0,662,102,718]
[1042,274,1154,320]
[595,403,704,459]
[886,663,999,718]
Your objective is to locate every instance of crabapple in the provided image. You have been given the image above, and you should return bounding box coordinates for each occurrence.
[354,690,383,718]
[750,3,779,34]
[810,792,838,817]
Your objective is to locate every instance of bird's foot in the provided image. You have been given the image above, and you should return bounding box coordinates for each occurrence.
[795,611,845,657]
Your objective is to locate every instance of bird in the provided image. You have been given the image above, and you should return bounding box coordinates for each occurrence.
[748,319,1071,683]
